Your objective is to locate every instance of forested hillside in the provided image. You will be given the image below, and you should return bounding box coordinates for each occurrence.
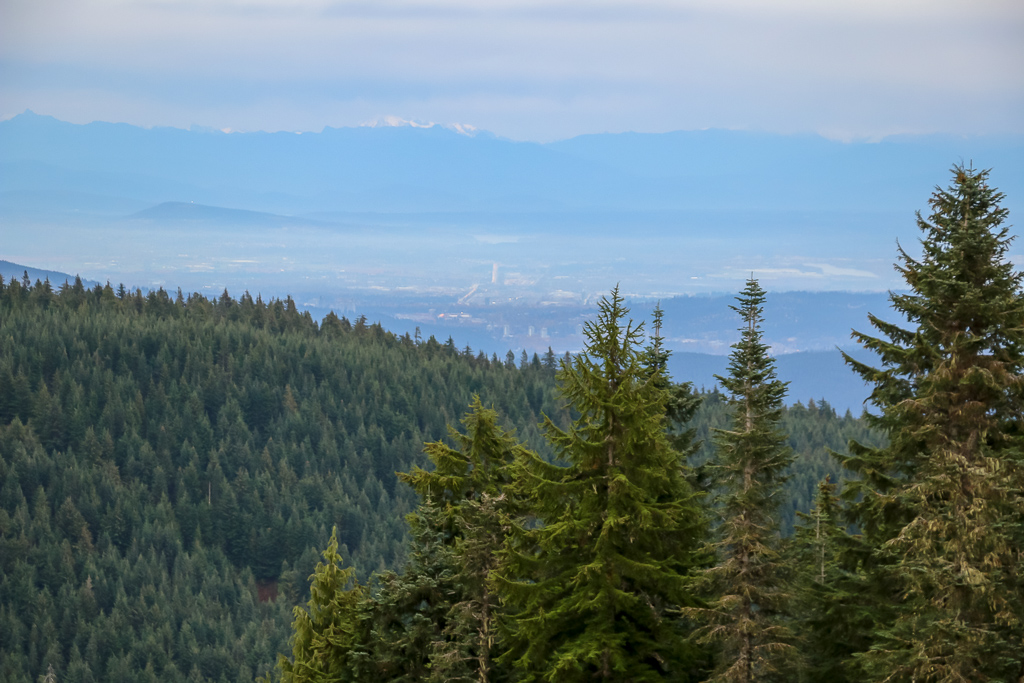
[0,272,877,682]
[0,275,564,682]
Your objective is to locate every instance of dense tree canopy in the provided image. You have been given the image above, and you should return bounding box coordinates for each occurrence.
[276,527,365,683]
[0,271,886,682]
[0,277,561,682]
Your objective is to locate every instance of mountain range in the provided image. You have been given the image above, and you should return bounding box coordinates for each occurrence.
[3,111,1022,220]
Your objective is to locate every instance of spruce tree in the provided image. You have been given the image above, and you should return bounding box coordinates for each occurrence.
[646,303,704,462]
[793,477,843,591]
[842,165,1024,681]
[688,278,795,682]
[498,287,706,682]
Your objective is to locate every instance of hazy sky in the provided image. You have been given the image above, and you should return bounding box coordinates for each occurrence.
[2,0,1022,141]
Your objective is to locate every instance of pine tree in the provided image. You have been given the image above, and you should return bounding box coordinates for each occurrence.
[688,278,795,682]
[842,165,1024,681]
[498,287,706,682]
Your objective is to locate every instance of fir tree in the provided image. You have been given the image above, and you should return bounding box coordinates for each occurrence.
[688,278,795,682]
[498,287,706,682]
[275,527,366,683]
[647,303,704,463]
[363,507,461,682]
[398,398,528,683]
[789,476,854,682]
[793,477,843,590]
[842,165,1024,681]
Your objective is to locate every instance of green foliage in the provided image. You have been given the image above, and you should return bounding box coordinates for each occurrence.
[363,399,528,682]
[0,271,888,682]
[0,278,561,681]
[691,392,885,536]
[401,398,527,683]
[498,288,707,682]
[9,163,1021,682]
[277,527,365,683]
[648,303,705,464]
[362,507,461,682]
[841,166,1024,681]
[788,477,859,682]
[688,279,796,682]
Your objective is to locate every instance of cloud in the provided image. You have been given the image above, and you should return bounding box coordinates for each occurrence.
[708,261,882,284]
[2,0,1022,140]
[803,263,878,279]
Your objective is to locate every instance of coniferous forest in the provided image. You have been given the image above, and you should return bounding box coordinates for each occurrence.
[1,166,1021,682]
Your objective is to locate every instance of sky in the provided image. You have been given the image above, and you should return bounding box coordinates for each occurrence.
[1,0,1022,141]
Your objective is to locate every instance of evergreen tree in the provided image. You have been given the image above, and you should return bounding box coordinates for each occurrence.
[498,287,706,682]
[841,165,1024,681]
[789,476,854,682]
[793,477,843,592]
[688,278,795,682]
[646,303,704,463]
[275,527,366,683]
[363,508,461,682]
[0,268,888,682]
[398,398,528,682]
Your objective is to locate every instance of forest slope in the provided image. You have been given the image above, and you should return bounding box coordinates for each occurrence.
[0,274,879,682]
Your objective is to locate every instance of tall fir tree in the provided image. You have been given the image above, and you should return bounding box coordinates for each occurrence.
[841,165,1024,681]
[497,288,706,682]
[398,398,529,683]
[792,477,843,592]
[688,278,795,682]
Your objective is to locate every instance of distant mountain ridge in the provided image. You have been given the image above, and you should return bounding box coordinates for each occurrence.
[0,259,99,289]
[3,113,1019,413]
[129,201,330,228]
[3,111,1021,220]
